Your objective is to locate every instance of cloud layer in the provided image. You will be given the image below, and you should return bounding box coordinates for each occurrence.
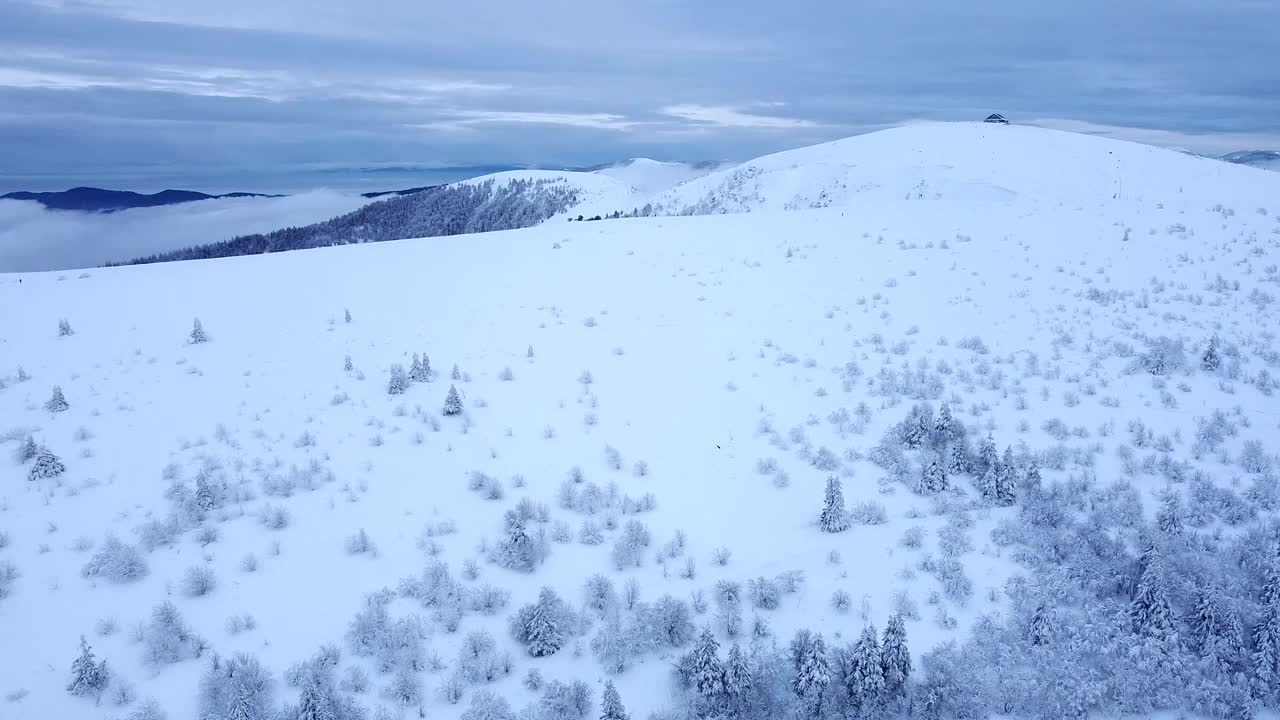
[1,0,1278,192]
[0,192,371,272]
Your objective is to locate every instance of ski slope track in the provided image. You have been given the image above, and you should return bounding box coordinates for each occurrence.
[3,123,1280,720]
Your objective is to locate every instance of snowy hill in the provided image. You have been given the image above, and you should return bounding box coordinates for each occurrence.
[634,122,1277,216]
[6,123,1280,720]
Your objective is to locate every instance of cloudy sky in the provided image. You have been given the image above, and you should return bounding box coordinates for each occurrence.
[2,0,1278,192]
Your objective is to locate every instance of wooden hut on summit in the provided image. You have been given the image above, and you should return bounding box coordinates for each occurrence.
[984,113,1010,125]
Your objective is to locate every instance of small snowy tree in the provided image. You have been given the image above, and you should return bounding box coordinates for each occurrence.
[189,318,208,344]
[977,434,998,476]
[819,477,849,533]
[387,364,409,395]
[20,435,38,463]
[1202,335,1221,372]
[1156,491,1184,535]
[46,385,69,412]
[880,614,911,701]
[67,636,109,701]
[1028,603,1054,646]
[409,354,425,382]
[59,318,74,337]
[344,308,352,323]
[443,385,463,416]
[932,402,956,447]
[29,446,66,481]
[689,626,725,703]
[924,459,947,494]
[994,447,1017,506]
[451,364,461,381]
[600,680,628,720]
[947,440,969,476]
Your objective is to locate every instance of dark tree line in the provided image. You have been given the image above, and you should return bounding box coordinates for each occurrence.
[117,178,584,266]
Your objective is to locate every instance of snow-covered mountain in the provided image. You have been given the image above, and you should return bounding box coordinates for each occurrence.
[1220,150,1280,172]
[590,159,719,196]
[6,123,1280,720]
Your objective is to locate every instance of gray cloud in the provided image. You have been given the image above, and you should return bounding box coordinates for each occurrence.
[2,0,1277,191]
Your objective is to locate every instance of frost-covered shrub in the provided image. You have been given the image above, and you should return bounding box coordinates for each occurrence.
[748,577,781,610]
[611,520,651,569]
[462,689,515,720]
[1136,336,1187,376]
[850,501,888,525]
[937,524,974,558]
[1240,439,1271,473]
[467,584,510,616]
[142,602,205,668]
[345,529,376,555]
[647,595,696,648]
[82,536,148,583]
[197,654,273,720]
[457,630,504,685]
[900,526,925,549]
[260,505,291,530]
[537,679,593,720]
[181,565,217,597]
[0,561,18,600]
[584,574,617,615]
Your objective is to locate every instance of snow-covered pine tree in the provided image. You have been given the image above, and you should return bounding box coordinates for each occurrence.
[67,636,109,701]
[525,588,566,657]
[420,354,431,380]
[924,458,947,494]
[723,643,751,703]
[20,435,38,463]
[933,402,955,448]
[600,680,628,720]
[59,318,74,337]
[848,624,884,712]
[344,308,351,324]
[1023,458,1042,490]
[1028,602,1054,646]
[527,345,535,359]
[443,385,463,416]
[195,470,217,513]
[977,434,998,476]
[387,364,409,395]
[1202,335,1221,372]
[819,477,849,533]
[789,629,829,718]
[1130,544,1174,635]
[690,626,725,703]
[1253,567,1280,700]
[880,614,911,701]
[46,385,69,412]
[994,446,1017,506]
[29,447,66,481]
[451,364,461,381]
[296,674,329,720]
[1191,584,1243,674]
[190,318,209,344]
[1157,491,1185,535]
[979,465,997,502]
[343,354,352,372]
[409,353,424,382]
[947,440,969,477]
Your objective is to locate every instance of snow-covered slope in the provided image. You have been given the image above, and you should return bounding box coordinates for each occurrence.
[5,123,1280,720]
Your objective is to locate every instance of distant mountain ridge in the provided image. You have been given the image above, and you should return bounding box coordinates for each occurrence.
[1218,150,1280,171]
[2,185,444,212]
[0,187,283,212]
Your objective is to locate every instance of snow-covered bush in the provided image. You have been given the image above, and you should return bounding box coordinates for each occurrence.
[510,587,576,657]
[142,602,205,668]
[28,447,66,480]
[197,653,273,720]
[181,565,217,597]
[81,536,148,584]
